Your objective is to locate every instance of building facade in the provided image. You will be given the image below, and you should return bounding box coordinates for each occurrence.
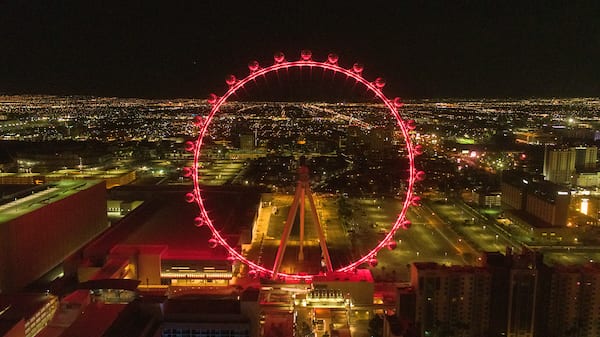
[574,146,598,171]
[501,171,570,227]
[544,147,576,185]
[410,263,491,337]
[543,146,598,185]
[0,180,107,292]
[547,264,600,337]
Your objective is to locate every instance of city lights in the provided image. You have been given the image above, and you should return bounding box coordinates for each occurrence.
[189,52,419,280]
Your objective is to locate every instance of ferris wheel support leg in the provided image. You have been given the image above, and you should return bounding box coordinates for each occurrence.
[272,183,302,278]
[299,187,306,262]
[306,187,333,273]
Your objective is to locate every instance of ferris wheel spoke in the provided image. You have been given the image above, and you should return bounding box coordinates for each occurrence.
[190,51,418,281]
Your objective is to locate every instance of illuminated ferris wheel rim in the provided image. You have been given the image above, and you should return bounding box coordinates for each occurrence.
[186,50,423,280]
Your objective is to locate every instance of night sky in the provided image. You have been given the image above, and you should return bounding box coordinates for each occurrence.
[0,1,598,99]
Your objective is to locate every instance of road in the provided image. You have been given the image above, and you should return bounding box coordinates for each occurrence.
[427,200,518,253]
[246,194,474,281]
[334,197,473,281]
[430,198,600,267]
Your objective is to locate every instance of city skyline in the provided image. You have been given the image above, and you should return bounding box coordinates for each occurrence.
[1,93,599,336]
[1,2,600,337]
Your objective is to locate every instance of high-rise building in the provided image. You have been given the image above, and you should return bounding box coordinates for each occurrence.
[483,250,551,337]
[574,146,598,171]
[483,252,511,337]
[410,263,491,337]
[543,147,576,185]
[543,146,598,185]
[547,264,600,337]
[507,265,539,337]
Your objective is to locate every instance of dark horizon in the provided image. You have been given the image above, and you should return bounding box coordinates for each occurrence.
[1,1,599,99]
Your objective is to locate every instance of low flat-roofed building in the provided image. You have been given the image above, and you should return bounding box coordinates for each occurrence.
[312,270,374,306]
[473,189,502,208]
[0,173,43,185]
[115,197,235,287]
[59,302,127,337]
[44,168,136,189]
[82,186,260,289]
[107,199,143,215]
[0,180,107,292]
[575,171,600,188]
[157,293,260,337]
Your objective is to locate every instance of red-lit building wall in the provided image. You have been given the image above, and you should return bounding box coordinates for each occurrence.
[0,181,107,292]
[1,319,24,337]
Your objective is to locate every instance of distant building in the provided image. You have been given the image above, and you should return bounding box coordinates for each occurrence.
[543,146,598,185]
[525,183,570,227]
[500,180,526,211]
[106,199,144,216]
[575,172,600,188]
[472,189,502,208]
[543,147,576,185]
[514,129,557,145]
[0,169,137,189]
[0,173,42,185]
[574,146,598,171]
[239,134,255,151]
[501,171,570,227]
[45,168,136,189]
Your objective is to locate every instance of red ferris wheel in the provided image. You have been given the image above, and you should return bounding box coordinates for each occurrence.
[183,50,424,281]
